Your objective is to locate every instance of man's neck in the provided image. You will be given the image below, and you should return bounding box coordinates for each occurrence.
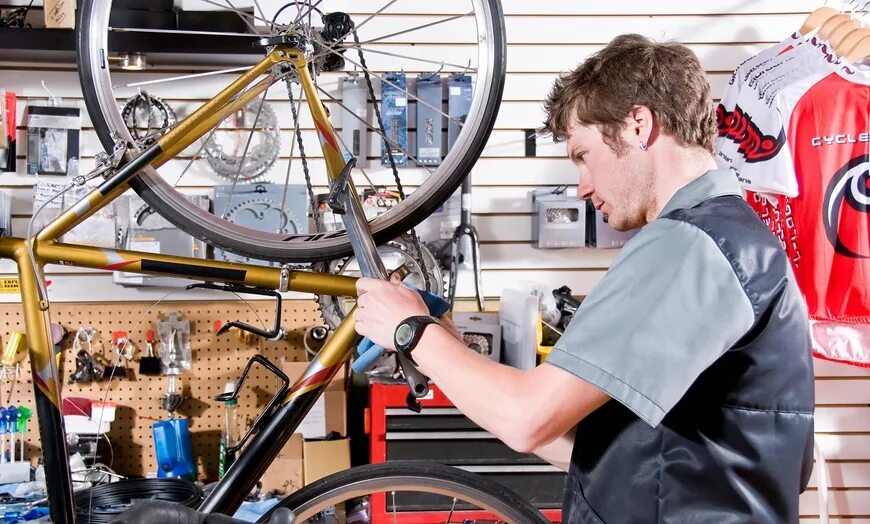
[645,144,718,223]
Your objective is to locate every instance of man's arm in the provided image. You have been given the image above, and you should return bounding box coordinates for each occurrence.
[408,324,608,453]
[533,427,576,471]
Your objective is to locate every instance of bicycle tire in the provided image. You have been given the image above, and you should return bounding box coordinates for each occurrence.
[258,461,552,523]
[76,1,506,263]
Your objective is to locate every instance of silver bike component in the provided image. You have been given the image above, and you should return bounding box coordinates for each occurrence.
[314,234,445,330]
[120,91,177,147]
[203,100,280,182]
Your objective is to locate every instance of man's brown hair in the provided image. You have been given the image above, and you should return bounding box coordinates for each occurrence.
[543,34,716,154]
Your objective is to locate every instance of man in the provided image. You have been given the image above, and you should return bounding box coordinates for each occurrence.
[355,34,815,523]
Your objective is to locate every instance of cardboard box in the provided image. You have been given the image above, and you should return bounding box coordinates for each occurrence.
[259,433,303,494]
[281,360,347,438]
[44,0,76,28]
[303,438,350,485]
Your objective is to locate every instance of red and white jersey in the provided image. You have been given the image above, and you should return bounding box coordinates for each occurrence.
[716,40,870,367]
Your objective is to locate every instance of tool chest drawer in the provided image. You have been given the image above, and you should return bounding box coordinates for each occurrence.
[369,383,565,518]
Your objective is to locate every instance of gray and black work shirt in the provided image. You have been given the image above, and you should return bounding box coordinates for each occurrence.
[547,168,815,523]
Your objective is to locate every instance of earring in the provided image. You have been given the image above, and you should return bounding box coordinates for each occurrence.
[639,142,648,151]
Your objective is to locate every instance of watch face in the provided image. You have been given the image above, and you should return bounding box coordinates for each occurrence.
[396,323,414,347]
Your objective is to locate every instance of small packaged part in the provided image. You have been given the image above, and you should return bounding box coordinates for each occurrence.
[113,194,210,287]
[380,72,408,167]
[156,311,192,374]
[531,187,586,248]
[340,74,369,168]
[415,73,443,166]
[31,181,67,233]
[585,200,638,248]
[60,183,117,247]
[26,104,81,176]
[453,312,501,363]
[448,74,473,151]
[0,90,17,172]
[361,187,400,221]
[44,0,76,28]
[415,188,461,243]
[0,191,10,237]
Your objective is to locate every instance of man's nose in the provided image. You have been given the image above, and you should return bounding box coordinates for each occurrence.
[577,172,594,200]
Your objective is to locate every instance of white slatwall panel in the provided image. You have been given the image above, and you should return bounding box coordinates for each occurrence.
[2,2,869,519]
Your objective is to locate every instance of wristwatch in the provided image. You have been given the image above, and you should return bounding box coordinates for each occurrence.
[394,315,440,360]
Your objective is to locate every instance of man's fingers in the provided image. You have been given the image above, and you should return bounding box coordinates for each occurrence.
[389,272,403,284]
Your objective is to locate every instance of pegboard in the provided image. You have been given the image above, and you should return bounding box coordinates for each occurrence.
[0,299,325,480]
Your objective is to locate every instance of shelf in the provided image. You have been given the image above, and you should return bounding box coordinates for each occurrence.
[0,27,264,67]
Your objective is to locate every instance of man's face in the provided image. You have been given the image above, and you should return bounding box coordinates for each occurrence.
[565,121,652,231]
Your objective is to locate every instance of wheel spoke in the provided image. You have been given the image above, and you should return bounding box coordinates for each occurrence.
[220,78,274,219]
[315,84,437,177]
[196,0,278,29]
[326,107,390,199]
[317,43,478,75]
[346,0,400,35]
[108,26,257,38]
[447,497,458,523]
[358,12,471,46]
[218,0,259,34]
[278,86,303,231]
[120,67,252,89]
[313,45,467,129]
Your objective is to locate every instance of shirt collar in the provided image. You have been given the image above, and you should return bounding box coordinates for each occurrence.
[657,169,742,218]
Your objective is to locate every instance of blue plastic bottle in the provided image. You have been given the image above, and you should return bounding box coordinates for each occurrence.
[152,418,195,480]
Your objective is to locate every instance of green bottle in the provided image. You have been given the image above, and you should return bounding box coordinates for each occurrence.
[218,383,239,479]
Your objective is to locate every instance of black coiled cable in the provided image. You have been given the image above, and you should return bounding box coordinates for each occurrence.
[75,477,203,524]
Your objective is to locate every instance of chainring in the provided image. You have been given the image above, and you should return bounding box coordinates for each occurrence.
[313,234,447,330]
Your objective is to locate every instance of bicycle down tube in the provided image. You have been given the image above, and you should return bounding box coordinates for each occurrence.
[8,39,373,522]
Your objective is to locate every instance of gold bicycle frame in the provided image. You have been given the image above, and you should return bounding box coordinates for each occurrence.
[0,42,370,520]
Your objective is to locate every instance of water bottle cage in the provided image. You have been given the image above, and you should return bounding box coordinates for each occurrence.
[214,354,290,454]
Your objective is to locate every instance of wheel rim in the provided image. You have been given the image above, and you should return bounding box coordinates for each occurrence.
[78,0,505,262]
[287,475,534,522]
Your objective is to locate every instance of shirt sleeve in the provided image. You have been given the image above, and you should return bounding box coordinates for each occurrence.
[545,218,755,427]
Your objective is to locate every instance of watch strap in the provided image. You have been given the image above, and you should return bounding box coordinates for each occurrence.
[394,315,440,360]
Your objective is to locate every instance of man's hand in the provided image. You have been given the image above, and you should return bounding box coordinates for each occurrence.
[355,275,429,350]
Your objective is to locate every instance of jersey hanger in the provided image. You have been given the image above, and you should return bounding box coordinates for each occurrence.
[844,34,870,62]
[830,19,861,52]
[819,13,854,41]
[837,27,870,56]
[800,6,840,35]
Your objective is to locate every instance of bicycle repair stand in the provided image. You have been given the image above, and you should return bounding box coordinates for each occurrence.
[447,175,485,311]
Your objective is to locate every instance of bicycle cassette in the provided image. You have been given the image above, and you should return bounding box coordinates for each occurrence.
[313,234,446,330]
[120,91,177,147]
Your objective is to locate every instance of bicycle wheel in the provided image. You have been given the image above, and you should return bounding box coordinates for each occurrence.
[77,1,506,263]
[259,461,552,523]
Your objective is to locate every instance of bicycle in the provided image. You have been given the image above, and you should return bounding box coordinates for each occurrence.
[0,1,554,522]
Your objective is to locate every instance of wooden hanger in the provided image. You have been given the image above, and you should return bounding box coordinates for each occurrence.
[838,27,870,56]
[800,6,840,34]
[819,14,854,40]
[844,34,870,61]
[831,19,861,50]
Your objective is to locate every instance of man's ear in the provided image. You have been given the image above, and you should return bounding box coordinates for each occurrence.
[628,105,654,146]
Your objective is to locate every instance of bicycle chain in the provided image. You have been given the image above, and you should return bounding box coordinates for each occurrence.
[349,28,430,289]
[285,82,321,231]
[284,25,432,294]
